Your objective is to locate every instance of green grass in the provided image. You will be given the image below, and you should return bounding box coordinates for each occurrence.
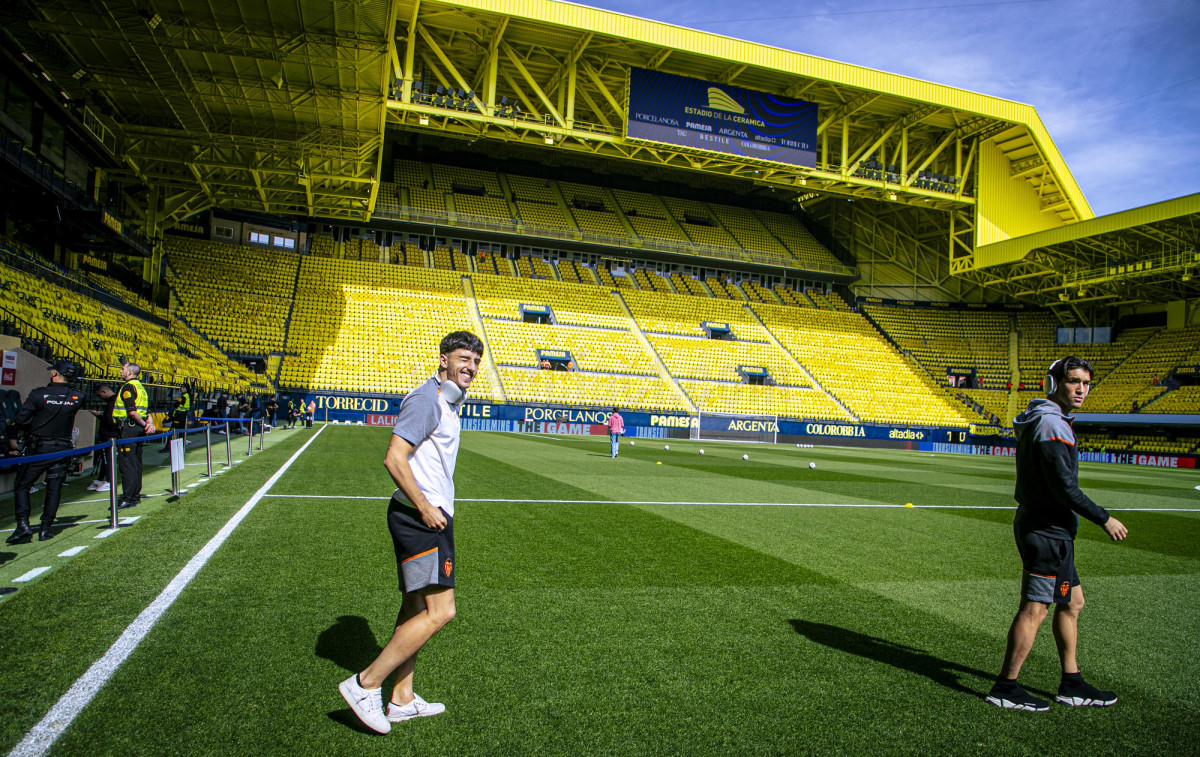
[1,427,1198,755]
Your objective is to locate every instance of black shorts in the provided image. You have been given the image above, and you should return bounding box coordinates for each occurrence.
[387,497,455,593]
[1015,529,1079,604]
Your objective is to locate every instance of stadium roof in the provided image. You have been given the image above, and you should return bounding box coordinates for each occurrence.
[9,0,1189,310]
[959,193,1200,309]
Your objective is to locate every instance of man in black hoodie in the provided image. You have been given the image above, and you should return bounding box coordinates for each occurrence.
[986,356,1128,712]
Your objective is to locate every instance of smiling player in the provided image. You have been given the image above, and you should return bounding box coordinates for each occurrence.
[339,331,484,734]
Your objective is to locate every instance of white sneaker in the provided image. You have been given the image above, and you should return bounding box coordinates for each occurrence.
[95,482,111,492]
[339,675,390,734]
[386,693,445,722]
[86,481,100,491]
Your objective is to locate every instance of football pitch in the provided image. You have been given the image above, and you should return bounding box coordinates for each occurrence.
[1,425,1198,755]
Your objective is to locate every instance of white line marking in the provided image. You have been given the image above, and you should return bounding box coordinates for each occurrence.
[94,529,119,539]
[58,547,87,558]
[13,567,52,582]
[256,494,1200,512]
[10,423,327,757]
[118,516,140,525]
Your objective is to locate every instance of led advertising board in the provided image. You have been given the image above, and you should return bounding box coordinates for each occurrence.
[626,67,818,168]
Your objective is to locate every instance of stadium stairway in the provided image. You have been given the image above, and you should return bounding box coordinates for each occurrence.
[611,291,697,413]
[463,275,507,402]
[747,304,859,421]
[1007,325,1021,422]
[276,262,304,385]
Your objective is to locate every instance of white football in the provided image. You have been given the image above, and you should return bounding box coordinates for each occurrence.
[699,449,705,455]
[809,462,816,469]
[664,445,670,451]
[742,454,749,460]
[630,440,635,446]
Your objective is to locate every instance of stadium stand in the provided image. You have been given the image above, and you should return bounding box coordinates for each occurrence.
[1077,325,1200,413]
[754,304,971,427]
[279,258,498,399]
[864,304,1011,389]
[1,249,261,392]
[165,237,299,356]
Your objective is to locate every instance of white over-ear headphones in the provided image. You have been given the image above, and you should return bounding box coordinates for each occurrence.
[439,378,464,406]
[1042,358,1063,396]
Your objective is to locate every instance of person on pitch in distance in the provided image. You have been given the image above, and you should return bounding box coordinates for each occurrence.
[606,406,624,458]
[986,356,1128,712]
[338,331,484,734]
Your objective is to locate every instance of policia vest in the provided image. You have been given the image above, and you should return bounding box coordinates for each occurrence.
[114,379,149,425]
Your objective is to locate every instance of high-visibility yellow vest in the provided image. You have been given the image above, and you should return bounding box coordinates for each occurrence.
[113,379,149,419]
[179,393,191,412]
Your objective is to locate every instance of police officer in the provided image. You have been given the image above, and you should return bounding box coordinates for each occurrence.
[5,361,85,543]
[114,362,155,510]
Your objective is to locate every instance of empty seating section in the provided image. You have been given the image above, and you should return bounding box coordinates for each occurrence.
[377,182,401,214]
[706,277,744,301]
[484,320,656,375]
[755,304,970,427]
[651,336,811,386]
[499,369,689,413]
[1077,433,1200,454]
[1,261,259,391]
[166,238,298,355]
[682,381,850,421]
[385,160,847,272]
[661,197,741,251]
[865,305,1010,388]
[755,210,843,270]
[432,163,502,196]
[1148,386,1200,414]
[670,273,710,297]
[601,267,636,290]
[280,259,498,399]
[310,234,336,258]
[774,286,813,307]
[709,205,792,265]
[454,194,513,222]
[612,190,688,244]
[1070,325,1200,413]
[632,268,673,293]
[622,290,768,340]
[560,182,627,239]
[740,280,778,304]
[473,275,627,328]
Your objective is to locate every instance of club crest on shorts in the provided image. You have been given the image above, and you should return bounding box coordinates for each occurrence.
[444,558,453,578]
[1059,581,1070,598]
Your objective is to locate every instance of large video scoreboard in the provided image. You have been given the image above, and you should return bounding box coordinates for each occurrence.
[626,67,818,168]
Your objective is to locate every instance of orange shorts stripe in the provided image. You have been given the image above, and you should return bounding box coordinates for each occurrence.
[402,547,437,564]
[1023,569,1055,579]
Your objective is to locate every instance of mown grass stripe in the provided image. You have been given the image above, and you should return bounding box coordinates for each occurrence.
[8,424,327,757]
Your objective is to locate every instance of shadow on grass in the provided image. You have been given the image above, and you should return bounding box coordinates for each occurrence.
[327,708,385,735]
[316,615,383,674]
[788,619,1000,699]
[0,552,15,566]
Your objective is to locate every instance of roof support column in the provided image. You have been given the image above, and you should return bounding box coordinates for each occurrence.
[401,0,420,104]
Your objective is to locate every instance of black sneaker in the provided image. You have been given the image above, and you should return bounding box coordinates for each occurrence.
[986,682,1049,712]
[1057,678,1117,707]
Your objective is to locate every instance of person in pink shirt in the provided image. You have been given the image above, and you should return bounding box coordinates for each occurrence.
[606,407,625,458]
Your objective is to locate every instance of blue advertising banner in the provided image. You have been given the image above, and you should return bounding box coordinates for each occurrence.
[626,67,818,168]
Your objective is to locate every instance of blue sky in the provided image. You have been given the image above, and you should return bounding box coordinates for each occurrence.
[577,0,1200,217]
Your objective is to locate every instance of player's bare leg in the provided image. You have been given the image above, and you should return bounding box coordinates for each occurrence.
[388,590,428,705]
[1000,599,1049,679]
[1052,584,1085,674]
[358,586,455,691]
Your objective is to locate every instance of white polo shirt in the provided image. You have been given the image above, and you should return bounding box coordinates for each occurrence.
[391,377,464,516]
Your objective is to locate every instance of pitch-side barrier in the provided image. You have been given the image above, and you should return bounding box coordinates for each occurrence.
[1,417,278,529]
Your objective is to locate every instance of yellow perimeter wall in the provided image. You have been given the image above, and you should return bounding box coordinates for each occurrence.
[975,141,1068,252]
